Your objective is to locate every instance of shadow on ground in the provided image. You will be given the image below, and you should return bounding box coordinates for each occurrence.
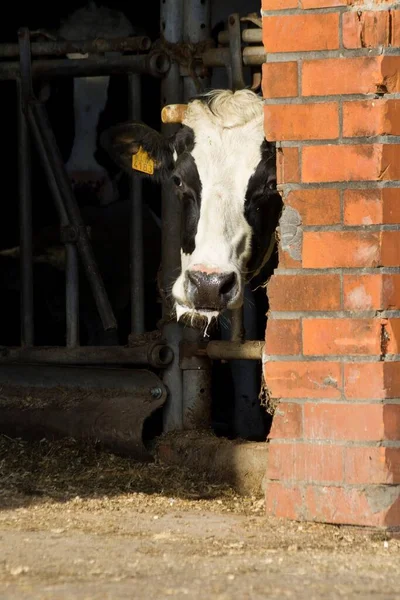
[0,434,239,511]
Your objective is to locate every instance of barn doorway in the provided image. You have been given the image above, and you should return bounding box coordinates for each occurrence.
[0,0,274,452]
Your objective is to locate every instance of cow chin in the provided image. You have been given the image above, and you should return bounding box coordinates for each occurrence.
[175,302,220,334]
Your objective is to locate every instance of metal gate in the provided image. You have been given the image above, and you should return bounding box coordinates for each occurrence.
[0,0,267,459]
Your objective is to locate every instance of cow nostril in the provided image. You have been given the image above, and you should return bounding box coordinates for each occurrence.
[219,272,236,297]
[187,271,201,289]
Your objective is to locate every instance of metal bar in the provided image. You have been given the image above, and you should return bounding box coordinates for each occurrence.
[202,47,230,68]
[181,0,213,432]
[0,36,151,58]
[0,52,170,81]
[128,73,145,335]
[161,0,184,432]
[183,0,211,100]
[16,80,34,347]
[228,14,246,90]
[65,244,80,347]
[17,29,34,347]
[0,342,173,368]
[27,100,117,332]
[218,28,262,45]
[242,46,266,66]
[182,340,264,361]
[202,46,266,68]
[230,307,245,343]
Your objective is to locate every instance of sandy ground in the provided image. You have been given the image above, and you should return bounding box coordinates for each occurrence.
[1,435,400,600]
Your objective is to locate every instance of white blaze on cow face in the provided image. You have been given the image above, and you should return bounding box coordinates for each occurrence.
[171,90,266,322]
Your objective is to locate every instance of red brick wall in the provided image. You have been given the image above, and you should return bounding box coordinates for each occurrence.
[262,0,400,528]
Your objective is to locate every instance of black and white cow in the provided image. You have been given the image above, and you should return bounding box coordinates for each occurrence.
[101,88,283,327]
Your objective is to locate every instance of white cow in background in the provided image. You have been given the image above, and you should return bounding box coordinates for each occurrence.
[58,1,136,206]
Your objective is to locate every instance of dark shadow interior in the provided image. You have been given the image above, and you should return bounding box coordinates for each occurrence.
[0,0,277,445]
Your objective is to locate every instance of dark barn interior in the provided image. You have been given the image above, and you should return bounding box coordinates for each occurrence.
[0,0,274,448]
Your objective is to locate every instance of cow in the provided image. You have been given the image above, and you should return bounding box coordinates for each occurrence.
[100,88,283,330]
[0,3,162,346]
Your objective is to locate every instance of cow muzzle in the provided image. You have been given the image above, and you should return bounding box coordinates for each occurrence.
[185,266,239,312]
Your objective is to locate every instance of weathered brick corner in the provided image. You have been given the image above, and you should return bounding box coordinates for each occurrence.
[262,0,400,529]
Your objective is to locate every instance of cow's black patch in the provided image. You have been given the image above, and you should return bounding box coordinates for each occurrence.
[100,122,174,181]
[171,126,201,255]
[244,140,283,281]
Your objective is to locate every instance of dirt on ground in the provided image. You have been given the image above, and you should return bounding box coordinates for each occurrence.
[0,435,399,600]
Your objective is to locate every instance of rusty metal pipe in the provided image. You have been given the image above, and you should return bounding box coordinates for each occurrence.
[218,28,262,45]
[0,342,173,368]
[0,36,151,58]
[242,46,266,66]
[182,340,264,361]
[0,52,170,80]
[202,46,266,68]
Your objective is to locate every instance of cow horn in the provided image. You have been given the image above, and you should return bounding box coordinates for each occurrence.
[161,104,188,124]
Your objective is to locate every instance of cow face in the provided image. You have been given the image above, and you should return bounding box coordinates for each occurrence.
[101,89,282,323]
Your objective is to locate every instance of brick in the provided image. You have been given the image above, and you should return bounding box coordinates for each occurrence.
[343,189,400,226]
[262,0,298,9]
[382,189,400,224]
[265,482,302,520]
[344,189,383,225]
[262,62,298,99]
[304,403,390,442]
[267,442,343,483]
[265,319,301,355]
[277,146,300,184]
[268,403,303,439]
[343,10,390,49]
[343,274,400,310]
[345,447,400,485]
[382,273,400,309]
[286,189,340,225]
[267,274,341,311]
[344,362,400,399]
[386,318,400,354]
[264,103,338,141]
[343,100,400,137]
[264,361,342,399]
[302,144,400,183]
[302,56,400,97]
[393,9,400,48]
[343,188,400,225]
[343,274,381,311]
[303,318,381,356]
[384,405,400,441]
[301,0,346,7]
[304,484,400,527]
[381,231,400,267]
[303,231,381,268]
[277,245,302,269]
[263,13,339,53]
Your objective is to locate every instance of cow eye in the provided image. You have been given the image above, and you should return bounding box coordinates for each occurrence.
[172,175,182,187]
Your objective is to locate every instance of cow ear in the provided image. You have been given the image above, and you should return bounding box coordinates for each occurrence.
[100,122,174,182]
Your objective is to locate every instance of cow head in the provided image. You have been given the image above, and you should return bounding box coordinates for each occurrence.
[101,89,282,324]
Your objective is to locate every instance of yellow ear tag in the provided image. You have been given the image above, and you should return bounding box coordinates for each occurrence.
[131,146,154,175]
